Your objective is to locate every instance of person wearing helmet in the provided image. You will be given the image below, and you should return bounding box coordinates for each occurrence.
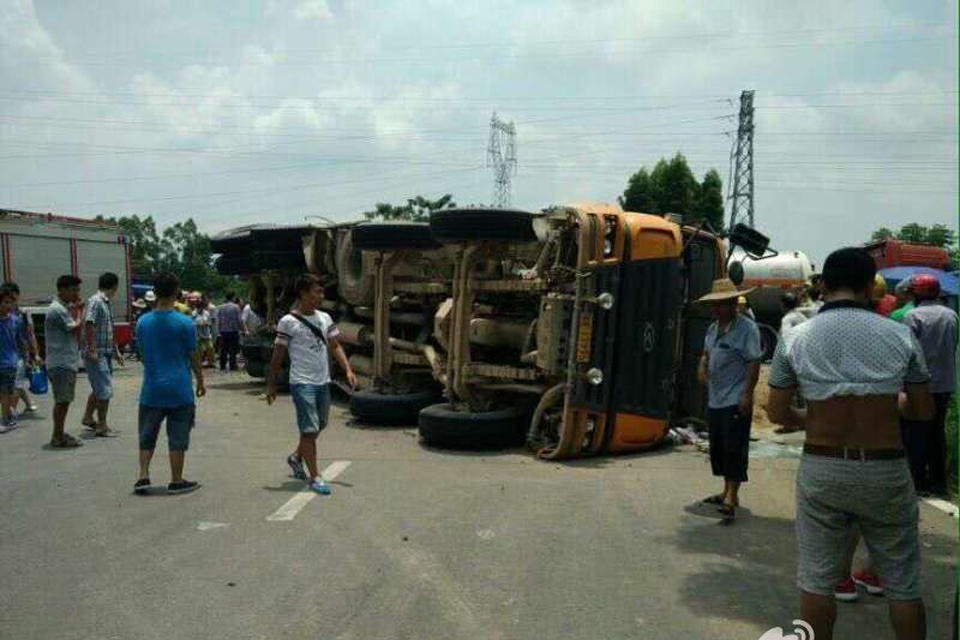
[871,274,897,317]
[737,295,755,320]
[902,273,958,496]
[889,278,916,323]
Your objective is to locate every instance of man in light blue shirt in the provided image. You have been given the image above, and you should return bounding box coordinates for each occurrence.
[697,278,762,521]
[135,273,206,496]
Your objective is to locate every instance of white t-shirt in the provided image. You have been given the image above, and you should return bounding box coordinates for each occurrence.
[242,304,263,334]
[779,309,807,340]
[275,310,340,385]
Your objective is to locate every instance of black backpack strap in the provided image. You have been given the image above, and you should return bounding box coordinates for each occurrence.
[290,313,327,348]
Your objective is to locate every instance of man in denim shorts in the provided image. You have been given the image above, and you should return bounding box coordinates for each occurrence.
[134,273,206,495]
[767,247,934,640]
[82,272,123,437]
[266,274,355,495]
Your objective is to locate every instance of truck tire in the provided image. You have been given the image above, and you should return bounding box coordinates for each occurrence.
[245,358,266,378]
[418,403,524,449]
[352,222,440,252]
[350,389,441,425]
[758,324,778,363]
[429,208,537,243]
[336,230,375,306]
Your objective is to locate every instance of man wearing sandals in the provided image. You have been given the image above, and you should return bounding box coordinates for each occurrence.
[45,275,85,448]
[766,247,934,640]
[81,272,124,438]
[134,273,206,495]
[266,274,355,495]
[696,278,762,520]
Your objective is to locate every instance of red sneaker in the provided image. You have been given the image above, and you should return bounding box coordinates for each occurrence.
[852,570,884,596]
[834,577,859,602]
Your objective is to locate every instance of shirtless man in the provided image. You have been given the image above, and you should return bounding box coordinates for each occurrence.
[766,247,934,640]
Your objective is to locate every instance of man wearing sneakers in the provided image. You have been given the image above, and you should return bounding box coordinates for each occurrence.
[767,247,934,640]
[134,273,206,495]
[266,274,356,495]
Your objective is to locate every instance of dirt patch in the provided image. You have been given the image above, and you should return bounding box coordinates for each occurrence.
[751,365,776,432]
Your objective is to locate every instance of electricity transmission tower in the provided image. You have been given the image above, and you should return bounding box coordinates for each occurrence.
[727,90,755,229]
[487,112,517,207]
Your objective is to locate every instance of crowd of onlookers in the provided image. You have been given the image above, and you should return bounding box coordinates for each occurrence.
[698,247,957,640]
[131,288,263,371]
[775,270,957,499]
[24,270,353,499]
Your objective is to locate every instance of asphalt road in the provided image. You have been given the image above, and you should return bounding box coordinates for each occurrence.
[0,364,955,640]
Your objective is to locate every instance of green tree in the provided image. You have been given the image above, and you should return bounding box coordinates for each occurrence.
[364,194,456,222]
[659,153,697,217]
[695,169,725,233]
[95,214,163,278]
[897,223,928,244]
[619,152,724,230]
[869,223,957,248]
[619,167,658,213]
[925,224,956,248]
[96,214,237,296]
[870,227,896,242]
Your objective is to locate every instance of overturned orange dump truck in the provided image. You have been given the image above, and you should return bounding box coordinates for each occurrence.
[418,204,726,459]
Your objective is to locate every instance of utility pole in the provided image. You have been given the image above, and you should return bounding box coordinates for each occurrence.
[728,90,755,229]
[487,112,517,208]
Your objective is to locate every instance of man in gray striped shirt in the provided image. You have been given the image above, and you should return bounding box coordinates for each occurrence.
[766,247,934,640]
[82,272,123,437]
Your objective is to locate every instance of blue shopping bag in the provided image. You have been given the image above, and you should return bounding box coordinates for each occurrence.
[30,365,48,395]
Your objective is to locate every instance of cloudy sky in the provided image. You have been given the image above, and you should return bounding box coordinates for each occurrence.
[1,0,956,265]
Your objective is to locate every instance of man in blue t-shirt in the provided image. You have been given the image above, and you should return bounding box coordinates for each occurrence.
[134,273,206,495]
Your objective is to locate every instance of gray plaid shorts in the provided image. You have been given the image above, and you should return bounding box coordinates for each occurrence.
[795,454,921,600]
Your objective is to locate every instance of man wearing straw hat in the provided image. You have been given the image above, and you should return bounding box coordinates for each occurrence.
[696,277,762,521]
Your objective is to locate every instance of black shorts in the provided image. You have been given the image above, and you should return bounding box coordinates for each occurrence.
[707,405,752,482]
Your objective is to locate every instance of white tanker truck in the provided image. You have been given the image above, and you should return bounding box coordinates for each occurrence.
[733,249,816,360]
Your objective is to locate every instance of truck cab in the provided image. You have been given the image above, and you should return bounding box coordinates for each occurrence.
[419,204,725,458]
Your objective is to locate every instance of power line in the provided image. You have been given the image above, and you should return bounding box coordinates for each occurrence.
[2,88,955,103]
[27,32,956,68]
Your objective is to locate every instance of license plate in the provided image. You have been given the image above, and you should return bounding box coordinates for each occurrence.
[575,312,593,363]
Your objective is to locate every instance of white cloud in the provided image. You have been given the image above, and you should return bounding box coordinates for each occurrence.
[0,0,955,247]
[0,0,94,92]
[294,0,333,21]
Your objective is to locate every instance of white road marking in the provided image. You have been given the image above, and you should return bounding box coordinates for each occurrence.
[922,497,959,518]
[196,521,229,531]
[266,460,351,522]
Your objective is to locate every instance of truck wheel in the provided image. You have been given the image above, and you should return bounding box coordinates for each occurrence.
[418,403,524,449]
[336,230,375,306]
[429,208,537,243]
[352,222,440,252]
[758,324,778,362]
[245,358,266,378]
[350,389,441,425]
